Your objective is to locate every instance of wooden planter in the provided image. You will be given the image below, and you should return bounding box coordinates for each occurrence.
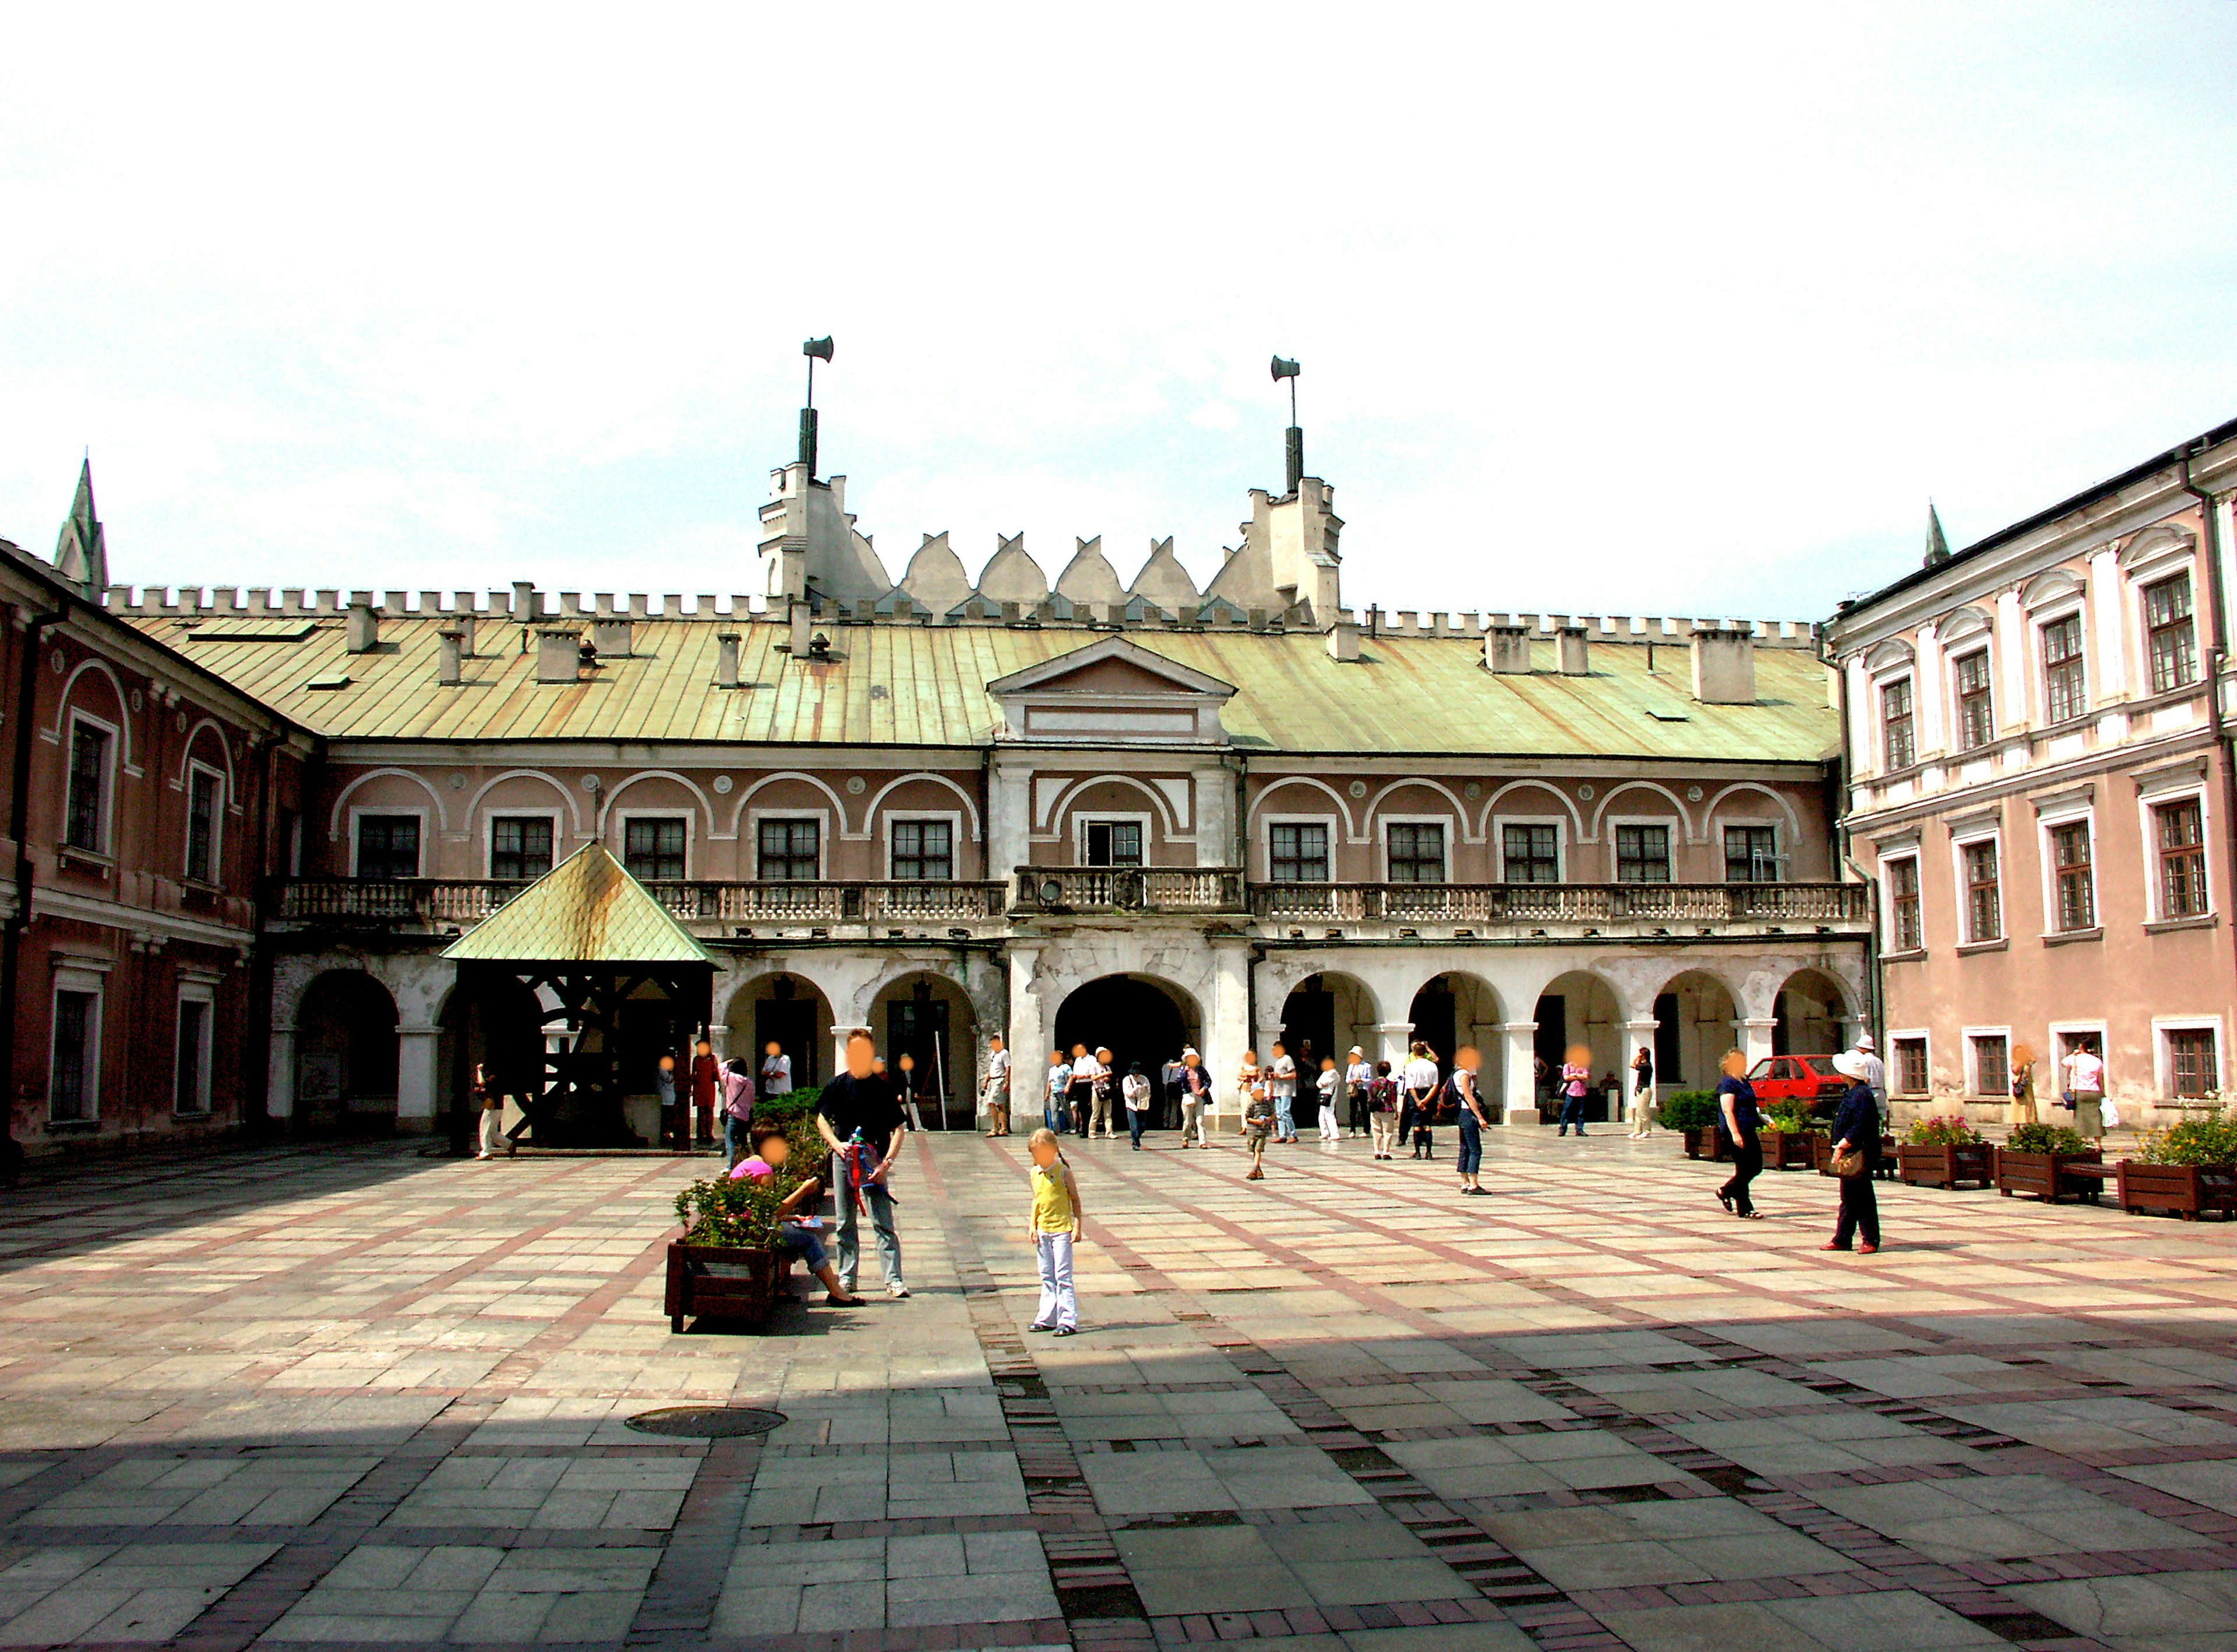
[1995,1147,2102,1203]
[665,1242,778,1332]
[1682,1127,1727,1162]
[1812,1133,1900,1178]
[1897,1141,1995,1189]
[2116,1161,2237,1220]
[1765,1130,1822,1171]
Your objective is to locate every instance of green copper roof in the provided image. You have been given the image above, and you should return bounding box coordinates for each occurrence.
[443,842,710,964]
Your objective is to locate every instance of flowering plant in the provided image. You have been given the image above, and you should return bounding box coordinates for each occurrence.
[1904,1116,1983,1146]
[2008,1122,2088,1155]
[2133,1110,2237,1167]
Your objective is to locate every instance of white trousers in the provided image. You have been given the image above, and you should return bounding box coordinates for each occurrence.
[1033,1231,1077,1330]
[479,1109,504,1156]
[1180,1099,1206,1145]
[1318,1102,1342,1141]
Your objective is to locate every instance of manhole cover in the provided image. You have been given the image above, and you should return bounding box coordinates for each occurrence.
[624,1406,787,1439]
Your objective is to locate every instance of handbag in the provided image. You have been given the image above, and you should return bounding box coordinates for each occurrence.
[1830,1145,1867,1178]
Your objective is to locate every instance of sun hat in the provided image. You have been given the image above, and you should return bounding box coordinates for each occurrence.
[1853,1033,1875,1052]
[1832,1051,1870,1081]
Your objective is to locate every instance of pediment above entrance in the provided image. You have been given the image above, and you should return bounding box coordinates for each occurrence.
[987,636,1235,744]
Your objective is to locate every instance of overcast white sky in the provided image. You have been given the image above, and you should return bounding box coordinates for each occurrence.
[3,4,2234,619]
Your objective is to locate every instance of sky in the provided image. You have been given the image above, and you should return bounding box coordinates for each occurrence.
[2,3,2234,621]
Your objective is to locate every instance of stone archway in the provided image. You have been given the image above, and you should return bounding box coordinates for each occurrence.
[868,970,979,1129]
[294,970,400,1136]
[724,973,835,1091]
[1278,971,1381,1129]
[1650,968,1741,1092]
[1774,968,1850,1057]
[1534,970,1622,1117]
[1053,975,1202,1128]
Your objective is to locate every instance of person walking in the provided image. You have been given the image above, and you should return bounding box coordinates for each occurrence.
[983,1034,1012,1137]
[1122,1063,1152,1150]
[1236,1050,1261,1136]
[1067,1043,1099,1139]
[1452,1047,1491,1195]
[656,1052,680,1150]
[1345,1046,1372,1138]
[1159,1052,1185,1132]
[2061,1039,2107,1143]
[1268,1042,1298,1143]
[2007,1043,2037,1128]
[1713,1049,1764,1219]
[817,1029,911,1299]
[1556,1051,1591,1136]
[1402,1042,1440,1159]
[474,1062,505,1160]
[895,1053,923,1132]
[759,1039,793,1100]
[1177,1047,1209,1147]
[1091,1047,1118,1139]
[690,1037,721,1151]
[1822,1051,1883,1254]
[1241,1074,1275,1180]
[719,1056,756,1167]
[1368,1061,1399,1159]
[1316,1057,1343,1142]
[1627,1044,1656,1138]
[1045,1048,1072,1135]
[1851,1033,1888,1128]
[1025,1128,1082,1336]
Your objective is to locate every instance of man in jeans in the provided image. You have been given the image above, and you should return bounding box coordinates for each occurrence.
[817,1030,911,1299]
[1268,1042,1298,1143]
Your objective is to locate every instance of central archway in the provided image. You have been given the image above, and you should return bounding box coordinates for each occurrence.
[1053,975,1202,1128]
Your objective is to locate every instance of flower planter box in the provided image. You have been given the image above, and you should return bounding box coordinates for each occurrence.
[1813,1134,1900,1178]
[665,1242,778,1333]
[1995,1147,2102,1203]
[1897,1142,1995,1189]
[1682,1127,1727,1162]
[1765,1130,1821,1171]
[2116,1161,2237,1220]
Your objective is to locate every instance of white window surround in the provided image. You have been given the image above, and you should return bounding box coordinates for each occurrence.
[746,808,828,878]
[49,970,104,1124]
[883,811,964,880]
[1947,645,1996,752]
[2031,604,2089,726]
[2129,557,2204,696]
[1886,1028,1931,1095]
[1604,814,1680,882]
[175,982,215,1116]
[1490,813,1568,883]
[484,809,564,880]
[1950,827,2003,945]
[1716,816,1784,881]
[1960,1024,2013,1097]
[2034,804,2097,934]
[182,758,226,884]
[64,708,121,858]
[1880,851,1924,951]
[2134,779,2214,923]
[617,808,697,879]
[1075,812,1153,867]
[2150,1014,2225,1100]
[345,804,428,878]
[1378,813,1453,882]
[1873,670,1916,774]
[1261,813,1340,881]
[2048,1019,2111,1092]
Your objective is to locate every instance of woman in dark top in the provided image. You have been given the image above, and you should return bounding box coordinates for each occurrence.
[1714,1050,1763,1219]
[1823,1052,1883,1254]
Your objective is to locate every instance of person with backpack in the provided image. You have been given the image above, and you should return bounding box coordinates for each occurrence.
[1367,1061,1399,1159]
[1402,1042,1441,1159]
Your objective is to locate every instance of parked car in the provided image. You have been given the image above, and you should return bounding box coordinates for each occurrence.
[1745,1054,1846,1107]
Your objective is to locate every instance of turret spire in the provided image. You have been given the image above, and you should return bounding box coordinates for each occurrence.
[1923,500,1951,569]
[53,456,107,596]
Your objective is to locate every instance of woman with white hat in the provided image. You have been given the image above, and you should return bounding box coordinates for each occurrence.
[1823,1050,1883,1254]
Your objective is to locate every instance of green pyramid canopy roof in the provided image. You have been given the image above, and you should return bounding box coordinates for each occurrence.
[443,842,711,965]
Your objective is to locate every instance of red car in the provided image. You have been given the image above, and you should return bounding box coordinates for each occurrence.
[1745,1054,1846,1105]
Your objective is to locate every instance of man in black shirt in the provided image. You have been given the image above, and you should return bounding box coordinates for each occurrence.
[817,1030,910,1298]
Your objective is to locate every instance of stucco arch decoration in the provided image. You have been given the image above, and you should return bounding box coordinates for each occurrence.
[327,768,449,841]
[1935,605,1993,645]
[1039,772,1184,836]
[174,716,238,803]
[273,949,451,1032]
[1702,782,1801,842]
[1587,780,1697,844]
[718,963,846,1026]
[1256,954,1387,1027]
[1474,779,1586,843]
[48,658,137,772]
[465,768,585,838]
[727,771,856,841]
[1361,776,1480,843]
[1245,775,1359,839]
[2019,569,2085,612]
[1863,637,1915,673]
[859,956,1007,1039]
[862,772,983,841]
[595,769,719,838]
[2116,522,2197,573]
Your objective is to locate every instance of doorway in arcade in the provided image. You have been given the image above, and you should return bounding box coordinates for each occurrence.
[1052,975,1199,1128]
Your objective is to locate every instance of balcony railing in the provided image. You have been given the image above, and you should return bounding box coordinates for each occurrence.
[1012,866,1248,915]
[1251,881,1872,926]
[272,877,1010,927]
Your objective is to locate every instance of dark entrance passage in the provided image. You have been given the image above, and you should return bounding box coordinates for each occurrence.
[1408,979,1458,1078]
[756,988,818,1092]
[886,982,954,1129]
[1280,977,1336,1132]
[1053,975,1198,1127]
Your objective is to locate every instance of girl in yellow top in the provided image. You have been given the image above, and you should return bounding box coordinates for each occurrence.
[1024,1128,1083,1336]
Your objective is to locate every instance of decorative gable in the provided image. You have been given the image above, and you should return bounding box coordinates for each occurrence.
[986,636,1235,745]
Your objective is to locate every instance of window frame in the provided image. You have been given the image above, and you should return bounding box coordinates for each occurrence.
[184,759,225,885]
[347,806,426,881]
[1610,817,1674,884]
[1077,814,1149,869]
[1879,675,1916,772]
[486,810,561,882]
[48,970,104,1124]
[1721,821,1781,884]
[2038,810,2097,936]
[886,812,962,881]
[619,809,694,882]
[2142,571,2200,695]
[750,812,821,881]
[63,709,119,858]
[174,982,215,1117]
[2142,788,2213,923]
[1953,829,2003,944]
[2154,1017,2223,1100]
[1889,1030,1930,1097]
[1495,817,1564,885]
[1381,816,1449,884]
[2038,610,2088,726]
[1964,1026,2012,1099]
[1264,815,1335,884]
[1952,648,1995,752]
[1883,853,1924,952]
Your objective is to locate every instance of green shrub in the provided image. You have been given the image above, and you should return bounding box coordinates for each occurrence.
[2008,1122,2088,1155]
[1905,1114,1983,1146]
[674,1170,788,1248]
[2134,1110,2237,1167]
[1763,1101,1827,1135]
[1657,1091,1718,1132]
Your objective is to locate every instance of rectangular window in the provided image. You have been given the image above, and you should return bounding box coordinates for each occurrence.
[1971,1033,2009,1098]
[2168,1028,2219,1098]
[490,817,555,881]
[2146,574,2198,693]
[1502,823,1559,884]
[1615,824,1671,883]
[185,769,220,883]
[755,817,817,881]
[2048,821,2094,932]
[891,820,954,881]
[2157,798,2208,919]
[175,997,210,1114]
[1954,651,1995,751]
[1724,825,1777,883]
[1269,823,1331,883]
[50,988,97,1122]
[1386,822,1446,883]
[1084,820,1144,867]
[1880,678,1915,771]
[1893,1036,1928,1096]
[66,722,108,852]
[354,814,420,881]
[1962,839,2002,941]
[2041,613,2087,725]
[626,817,689,881]
[1888,856,1922,951]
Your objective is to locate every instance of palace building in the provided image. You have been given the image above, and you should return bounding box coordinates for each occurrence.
[5,428,1873,1157]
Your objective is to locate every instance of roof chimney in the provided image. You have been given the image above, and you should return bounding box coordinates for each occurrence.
[716,631,742,688]
[1558,626,1590,676]
[536,628,581,684]
[589,617,632,657]
[1691,627,1756,704]
[1486,626,1532,675]
[436,628,464,686]
[346,601,379,654]
[457,613,476,658]
[1326,616,1360,662]
[788,601,811,658]
[511,581,539,620]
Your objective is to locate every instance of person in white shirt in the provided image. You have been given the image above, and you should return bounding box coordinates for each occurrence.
[760,1041,793,1097]
[2062,1042,2107,1142]
[1315,1057,1342,1142]
[1177,1047,1210,1146]
[1401,1043,1442,1159]
[982,1035,1012,1138]
[1066,1044,1098,1139]
[1268,1043,1299,1143]
[1851,1033,1887,1126]
[1345,1047,1373,1138]
[1122,1064,1152,1150]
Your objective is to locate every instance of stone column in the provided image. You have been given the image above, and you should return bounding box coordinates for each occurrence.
[1624,1018,1659,1132]
[707,1023,732,1064]
[1208,938,1251,1132]
[1501,1022,1541,1127]
[1005,945,1044,1128]
[1372,1021,1414,1072]
[266,1028,297,1121]
[397,1024,439,1131]
[1741,1016,1777,1070]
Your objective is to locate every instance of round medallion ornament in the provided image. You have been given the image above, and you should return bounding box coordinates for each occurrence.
[1347,780,1368,799]
[712,775,734,795]
[49,651,65,674]
[175,709,189,732]
[129,690,144,712]
[1686,785,1703,802]
[1578,783,1596,800]
[449,774,465,790]
[846,776,866,795]
[582,774,600,792]
[1464,781,1481,800]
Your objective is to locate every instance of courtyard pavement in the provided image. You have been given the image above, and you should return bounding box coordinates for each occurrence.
[1,1126,2234,1651]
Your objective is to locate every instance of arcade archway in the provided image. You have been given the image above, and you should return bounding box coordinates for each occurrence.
[294,971,400,1136]
[1053,975,1201,1127]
